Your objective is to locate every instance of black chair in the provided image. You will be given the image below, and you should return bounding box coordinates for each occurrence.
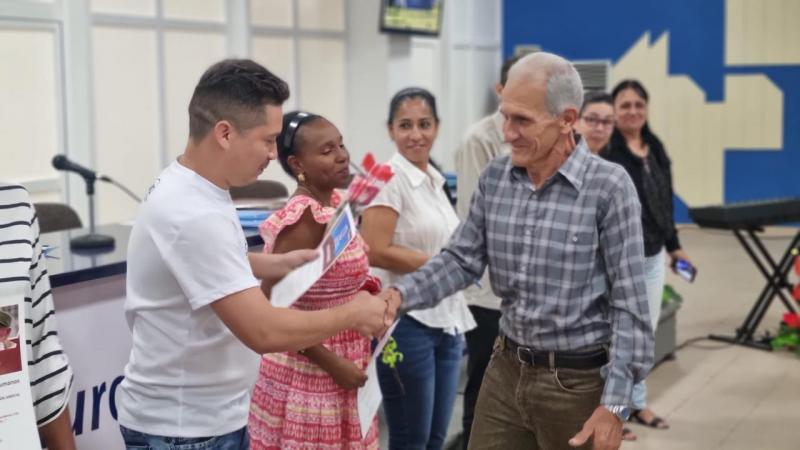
[34,202,83,233]
[229,180,288,200]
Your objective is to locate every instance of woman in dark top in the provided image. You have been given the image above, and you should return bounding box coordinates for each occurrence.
[603,79,694,435]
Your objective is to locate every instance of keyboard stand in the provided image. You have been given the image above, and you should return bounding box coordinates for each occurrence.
[709,228,800,350]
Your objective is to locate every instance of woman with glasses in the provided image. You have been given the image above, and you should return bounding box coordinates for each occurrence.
[248,111,381,449]
[604,79,695,439]
[573,93,615,155]
[360,87,475,450]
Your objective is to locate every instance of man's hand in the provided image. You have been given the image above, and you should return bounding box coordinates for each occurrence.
[569,406,622,450]
[326,355,368,390]
[281,248,319,269]
[349,291,391,339]
[250,249,319,283]
[381,287,402,325]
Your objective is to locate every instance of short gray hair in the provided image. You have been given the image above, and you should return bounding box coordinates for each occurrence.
[509,52,584,117]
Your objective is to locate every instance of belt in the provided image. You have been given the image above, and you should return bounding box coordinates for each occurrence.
[503,336,608,370]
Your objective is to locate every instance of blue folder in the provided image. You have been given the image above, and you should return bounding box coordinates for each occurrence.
[238,210,271,228]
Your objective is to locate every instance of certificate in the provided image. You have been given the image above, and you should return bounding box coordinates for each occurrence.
[356,320,400,438]
[270,204,357,308]
[0,302,40,449]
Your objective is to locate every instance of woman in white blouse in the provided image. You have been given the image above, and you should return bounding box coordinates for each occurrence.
[361,87,475,450]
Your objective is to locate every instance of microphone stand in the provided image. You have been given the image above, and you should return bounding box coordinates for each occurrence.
[99,175,142,203]
[70,173,115,250]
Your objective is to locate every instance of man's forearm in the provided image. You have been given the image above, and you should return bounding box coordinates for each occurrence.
[601,302,653,407]
[248,253,291,281]
[253,303,358,353]
[393,248,480,313]
[392,179,488,312]
[369,244,429,274]
[598,177,652,406]
[248,250,318,283]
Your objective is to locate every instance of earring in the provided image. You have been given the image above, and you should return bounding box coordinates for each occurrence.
[298,173,306,183]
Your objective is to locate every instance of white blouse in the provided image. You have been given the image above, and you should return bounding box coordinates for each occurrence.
[367,153,476,335]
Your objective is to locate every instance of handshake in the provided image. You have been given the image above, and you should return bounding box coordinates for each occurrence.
[272,249,402,339]
[349,288,402,339]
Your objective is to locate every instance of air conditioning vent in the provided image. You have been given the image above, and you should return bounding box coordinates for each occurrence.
[572,59,611,94]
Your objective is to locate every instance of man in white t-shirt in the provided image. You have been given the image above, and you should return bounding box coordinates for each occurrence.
[117,59,393,449]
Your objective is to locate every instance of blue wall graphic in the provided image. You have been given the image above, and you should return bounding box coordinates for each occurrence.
[504,0,800,222]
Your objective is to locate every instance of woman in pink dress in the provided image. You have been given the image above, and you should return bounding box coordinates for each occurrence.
[248,111,380,449]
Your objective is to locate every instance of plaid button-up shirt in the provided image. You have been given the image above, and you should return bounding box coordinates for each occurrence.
[395,141,654,406]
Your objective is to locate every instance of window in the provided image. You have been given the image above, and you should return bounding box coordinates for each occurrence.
[91,1,227,223]
[250,0,347,187]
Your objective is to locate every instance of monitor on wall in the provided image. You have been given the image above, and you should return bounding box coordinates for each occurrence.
[380,0,443,36]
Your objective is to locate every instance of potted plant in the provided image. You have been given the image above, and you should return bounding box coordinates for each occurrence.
[771,255,800,357]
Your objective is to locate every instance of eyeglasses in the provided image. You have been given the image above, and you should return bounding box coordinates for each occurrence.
[581,116,614,128]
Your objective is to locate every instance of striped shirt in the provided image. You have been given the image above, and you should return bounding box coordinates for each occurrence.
[0,184,73,426]
[395,141,654,406]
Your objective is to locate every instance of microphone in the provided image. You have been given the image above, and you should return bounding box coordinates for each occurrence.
[51,154,114,250]
[52,155,97,181]
[52,155,141,203]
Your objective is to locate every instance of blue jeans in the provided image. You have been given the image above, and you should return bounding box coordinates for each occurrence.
[377,316,464,450]
[631,249,665,409]
[119,425,249,450]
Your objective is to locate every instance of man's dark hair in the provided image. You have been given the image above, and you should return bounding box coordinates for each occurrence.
[188,59,290,140]
[500,54,523,87]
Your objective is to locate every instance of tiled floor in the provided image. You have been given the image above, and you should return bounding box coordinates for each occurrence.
[382,225,800,449]
[621,225,800,450]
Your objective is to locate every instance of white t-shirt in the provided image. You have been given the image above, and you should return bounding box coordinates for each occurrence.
[117,161,261,437]
[368,153,476,335]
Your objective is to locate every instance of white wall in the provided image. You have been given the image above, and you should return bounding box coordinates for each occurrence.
[1,0,502,226]
[443,0,504,169]
[345,0,502,171]
[344,0,392,164]
[0,1,70,207]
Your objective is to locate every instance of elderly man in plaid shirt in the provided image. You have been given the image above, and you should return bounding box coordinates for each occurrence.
[383,52,654,450]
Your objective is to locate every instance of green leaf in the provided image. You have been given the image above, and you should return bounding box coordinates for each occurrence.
[380,337,405,369]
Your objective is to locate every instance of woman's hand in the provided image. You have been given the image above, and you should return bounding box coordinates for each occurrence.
[302,345,368,390]
[668,249,692,271]
[326,355,368,390]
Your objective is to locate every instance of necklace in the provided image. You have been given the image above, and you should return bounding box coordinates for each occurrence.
[296,184,331,207]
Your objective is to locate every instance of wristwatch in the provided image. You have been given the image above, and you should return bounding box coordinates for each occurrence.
[603,405,630,422]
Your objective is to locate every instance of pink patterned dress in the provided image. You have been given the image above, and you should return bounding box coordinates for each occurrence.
[248,193,380,449]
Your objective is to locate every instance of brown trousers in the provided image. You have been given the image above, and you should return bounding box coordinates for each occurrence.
[468,338,604,450]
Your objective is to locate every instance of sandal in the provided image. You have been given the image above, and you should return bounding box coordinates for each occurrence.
[622,427,638,441]
[631,408,669,429]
